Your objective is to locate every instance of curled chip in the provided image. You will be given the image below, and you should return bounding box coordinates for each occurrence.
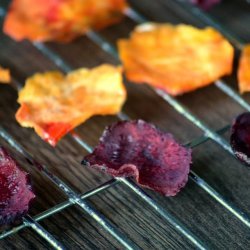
[4,0,128,42]
[82,120,191,196]
[0,67,10,83]
[238,44,250,94]
[0,147,35,225]
[16,64,126,146]
[230,112,250,166]
[118,23,234,96]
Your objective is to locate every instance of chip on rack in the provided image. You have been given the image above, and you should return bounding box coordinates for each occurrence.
[16,64,126,146]
[82,120,192,196]
[230,112,250,166]
[118,23,234,96]
[0,147,35,225]
[238,44,250,94]
[0,67,10,83]
[4,0,128,42]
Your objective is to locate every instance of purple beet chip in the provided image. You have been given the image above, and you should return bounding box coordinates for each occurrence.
[189,0,221,10]
[230,112,250,165]
[82,120,192,196]
[0,147,35,225]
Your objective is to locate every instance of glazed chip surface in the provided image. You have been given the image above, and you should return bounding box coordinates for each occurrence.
[83,120,192,196]
[16,64,126,146]
[238,44,250,93]
[118,23,234,96]
[4,0,128,42]
[0,147,35,225]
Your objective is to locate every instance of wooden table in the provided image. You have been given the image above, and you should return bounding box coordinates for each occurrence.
[0,0,250,249]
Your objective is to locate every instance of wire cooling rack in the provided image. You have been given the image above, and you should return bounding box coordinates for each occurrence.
[0,1,250,249]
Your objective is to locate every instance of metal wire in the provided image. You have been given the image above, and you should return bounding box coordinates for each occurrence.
[0,7,206,246]
[0,124,227,240]
[79,7,250,228]
[83,26,241,157]
[0,127,138,250]
[1,128,65,250]
[145,1,250,112]
[123,4,250,227]
[174,0,244,50]
[124,7,250,112]
[1,121,247,245]
[23,215,65,250]
[72,138,208,250]
[76,128,250,230]
[118,177,205,247]
[11,67,249,245]
[9,75,207,249]
[15,9,250,247]
[84,28,238,156]
[32,37,220,250]
[12,44,236,156]
[0,29,208,247]
[28,33,208,250]
[0,179,119,239]
[155,88,233,153]
[0,2,250,249]
[33,27,250,249]
[33,43,72,73]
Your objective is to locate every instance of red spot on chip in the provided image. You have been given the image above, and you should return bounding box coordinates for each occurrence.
[0,147,35,225]
[82,120,191,196]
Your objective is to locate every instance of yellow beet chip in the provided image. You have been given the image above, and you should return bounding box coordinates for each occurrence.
[238,44,250,94]
[16,64,126,146]
[4,0,128,42]
[118,23,234,96]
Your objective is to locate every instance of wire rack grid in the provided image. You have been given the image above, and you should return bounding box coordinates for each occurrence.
[0,1,249,249]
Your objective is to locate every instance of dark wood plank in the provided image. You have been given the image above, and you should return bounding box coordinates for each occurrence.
[0,0,250,249]
[208,0,250,43]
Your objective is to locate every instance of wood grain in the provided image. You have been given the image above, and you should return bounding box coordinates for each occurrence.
[0,0,250,249]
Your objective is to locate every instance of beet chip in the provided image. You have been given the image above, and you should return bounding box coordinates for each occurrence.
[238,44,250,94]
[83,120,191,196]
[16,64,126,146]
[118,23,233,96]
[230,112,250,165]
[4,0,128,42]
[189,0,221,10]
[0,147,35,225]
[0,67,10,84]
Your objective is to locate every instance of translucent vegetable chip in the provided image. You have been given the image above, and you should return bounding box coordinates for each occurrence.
[230,112,250,166]
[82,120,191,196]
[118,23,234,96]
[238,44,250,94]
[0,147,35,225]
[16,64,126,146]
[4,0,128,42]
[0,67,10,84]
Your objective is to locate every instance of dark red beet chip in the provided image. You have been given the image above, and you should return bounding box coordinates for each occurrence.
[82,120,191,196]
[230,112,250,165]
[0,147,35,225]
[189,0,221,10]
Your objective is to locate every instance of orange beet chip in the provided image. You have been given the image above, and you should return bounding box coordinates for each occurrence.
[4,0,128,42]
[238,44,250,94]
[118,23,234,96]
[16,64,126,146]
[0,67,10,83]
